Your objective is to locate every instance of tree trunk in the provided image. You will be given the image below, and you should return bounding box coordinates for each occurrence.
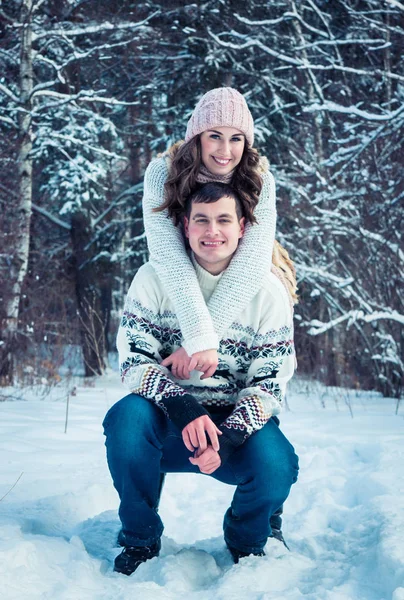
[70,212,107,377]
[0,0,33,384]
[383,10,392,104]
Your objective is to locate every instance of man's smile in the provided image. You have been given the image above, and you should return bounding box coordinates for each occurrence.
[200,241,225,246]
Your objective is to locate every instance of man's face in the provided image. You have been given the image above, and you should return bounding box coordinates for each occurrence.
[184,195,245,275]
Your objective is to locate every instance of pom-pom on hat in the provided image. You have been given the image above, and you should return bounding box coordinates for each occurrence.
[185,87,254,147]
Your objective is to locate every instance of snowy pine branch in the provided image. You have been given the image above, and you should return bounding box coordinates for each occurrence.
[45,132,123,160]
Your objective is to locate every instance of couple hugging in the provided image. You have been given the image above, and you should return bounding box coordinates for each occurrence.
[103,87,299,575]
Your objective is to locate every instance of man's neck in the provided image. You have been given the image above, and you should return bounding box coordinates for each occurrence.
[193,254,231,276]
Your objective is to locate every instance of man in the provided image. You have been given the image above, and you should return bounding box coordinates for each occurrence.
[104,182,299,575]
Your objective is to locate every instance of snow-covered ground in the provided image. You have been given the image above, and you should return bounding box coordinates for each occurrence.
[0,374,403,600]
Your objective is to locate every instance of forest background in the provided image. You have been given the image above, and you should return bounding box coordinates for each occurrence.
[0,0,402,399]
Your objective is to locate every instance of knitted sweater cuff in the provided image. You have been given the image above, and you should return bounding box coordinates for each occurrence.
[161,393,210,432]
[218,428,246,465]
[182,332,220,356]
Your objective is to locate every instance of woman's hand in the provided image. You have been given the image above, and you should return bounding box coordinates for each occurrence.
[161,347,191,380]
[161,347,219,380]
[189,349,219,380]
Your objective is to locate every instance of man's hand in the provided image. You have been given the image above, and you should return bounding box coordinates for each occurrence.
[161,347,191,380]
[182,415,222,453]
[189,349,219,380]
[189,446,221,474]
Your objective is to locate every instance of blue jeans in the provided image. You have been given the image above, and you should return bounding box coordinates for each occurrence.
[103,394,299,554]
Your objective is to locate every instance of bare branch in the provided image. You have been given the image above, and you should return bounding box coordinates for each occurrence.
[31,88,142,107]
[307,310,404,336]
[93,182,143,227]
[32,0,48,13]
[208,30,404,82]
[32,204,71,231]
[302,63,404,82]
[0,82,20,104]
[296,37,388,50]
[0,114,18,128]
[32,12,160,41]
[208,29,302,66]
[385,0,404,9]
[0,473,24,502]
[304,101,404,122]
[33,35,148,80]
[235,9,329,38]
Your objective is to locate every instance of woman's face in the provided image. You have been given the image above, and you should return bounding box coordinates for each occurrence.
[200,126,245,175]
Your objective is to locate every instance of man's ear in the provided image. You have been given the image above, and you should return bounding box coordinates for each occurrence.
[184,216,190,238]
[239,217,245,238]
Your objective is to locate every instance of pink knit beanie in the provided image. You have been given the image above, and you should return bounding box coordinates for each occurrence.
[185,87,254,147]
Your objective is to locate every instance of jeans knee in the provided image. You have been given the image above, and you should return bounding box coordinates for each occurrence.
[257,441,299,492]
[284,444,299,485]
[103,394,160,440]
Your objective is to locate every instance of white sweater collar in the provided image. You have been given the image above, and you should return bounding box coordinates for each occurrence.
[191,253,225,302]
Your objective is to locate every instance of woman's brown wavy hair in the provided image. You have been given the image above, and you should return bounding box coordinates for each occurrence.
[154,136,263,226]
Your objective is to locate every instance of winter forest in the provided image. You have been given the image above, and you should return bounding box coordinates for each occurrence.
[1,2,404,598]
[0,0,403,398]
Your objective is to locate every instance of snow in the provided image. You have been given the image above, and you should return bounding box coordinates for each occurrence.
[0,375,403,600]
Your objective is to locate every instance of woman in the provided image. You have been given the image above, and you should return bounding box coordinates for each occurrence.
[142,87,282,379]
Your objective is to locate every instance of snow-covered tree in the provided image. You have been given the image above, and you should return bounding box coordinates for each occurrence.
[0,0,157,379]
[0,0,402,395]
[204,0,403,396]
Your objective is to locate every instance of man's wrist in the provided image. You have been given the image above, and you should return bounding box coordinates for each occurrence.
[218,427,246,464]
[160,392,209,431]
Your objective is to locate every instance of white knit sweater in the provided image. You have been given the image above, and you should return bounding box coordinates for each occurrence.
[117,256,295,459]
[142,156,276,355]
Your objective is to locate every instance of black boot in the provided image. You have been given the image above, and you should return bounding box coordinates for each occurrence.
[114,540,161,575]
[269,505,290,550]
[270,527,290,551]
[226,543,265,564]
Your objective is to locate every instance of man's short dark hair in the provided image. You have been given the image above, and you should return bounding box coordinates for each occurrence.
[184,182,245,221]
